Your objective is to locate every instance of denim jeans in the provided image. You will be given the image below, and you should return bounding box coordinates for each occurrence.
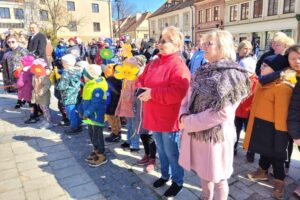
[65,104,81,130]
[153,131,184,186]
[126,117,140,149]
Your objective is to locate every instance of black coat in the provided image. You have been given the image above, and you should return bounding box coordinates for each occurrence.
[287,76,300,140]
[106,77,122,115]
[27,32,47,60]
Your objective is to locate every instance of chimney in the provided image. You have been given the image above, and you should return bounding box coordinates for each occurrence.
[136,12,142,21]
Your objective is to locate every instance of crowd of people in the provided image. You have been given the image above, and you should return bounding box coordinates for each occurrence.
[0,22,300,199]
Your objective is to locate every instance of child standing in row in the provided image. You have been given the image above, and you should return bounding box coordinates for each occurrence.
[79,64,108,167]
[31,59,53,129]
[57,54,82,134]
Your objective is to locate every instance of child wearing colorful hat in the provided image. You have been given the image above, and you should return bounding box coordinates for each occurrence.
[78,64,108,167]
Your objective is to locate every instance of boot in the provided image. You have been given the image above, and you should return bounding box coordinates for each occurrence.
[272,179,284,200]
[88,153,107,167]
[247,167,268,181]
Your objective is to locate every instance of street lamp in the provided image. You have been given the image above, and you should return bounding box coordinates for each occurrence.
[115,0,121,39]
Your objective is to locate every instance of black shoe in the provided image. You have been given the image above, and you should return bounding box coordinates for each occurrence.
[153,178,168,188]
[14,104,21,109]
[24,117,39,124]
[246,152,254,163]
[64,127,82,135]
[163,182,183,197]
[105,134,121,143]
[120,142,130,149]
[130,148,139,153]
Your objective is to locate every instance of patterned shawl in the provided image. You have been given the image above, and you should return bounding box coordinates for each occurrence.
[188,59,251,143]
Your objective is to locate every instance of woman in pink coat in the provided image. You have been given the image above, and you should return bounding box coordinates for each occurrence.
[179,30,251,200]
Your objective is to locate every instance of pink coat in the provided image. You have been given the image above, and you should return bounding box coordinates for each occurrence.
[115,80,135,118]
[16,70,33,102]
[179,88,239,183]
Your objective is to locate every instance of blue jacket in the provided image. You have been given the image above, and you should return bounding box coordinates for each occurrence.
[55,45,67,60]
[189,49,206,74]
[78,78,108,126]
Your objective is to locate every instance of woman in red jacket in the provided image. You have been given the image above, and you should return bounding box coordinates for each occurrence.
[136,26,191,198]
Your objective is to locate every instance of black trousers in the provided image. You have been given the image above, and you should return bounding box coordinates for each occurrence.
[88,125,105,154]
[234,116,248,150]
[140,134,156,159]
[285,137,294,168]
[259,155,285,180]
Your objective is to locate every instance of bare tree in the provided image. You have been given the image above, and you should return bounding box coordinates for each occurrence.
[112,0,137,19]
[34,0,85,38]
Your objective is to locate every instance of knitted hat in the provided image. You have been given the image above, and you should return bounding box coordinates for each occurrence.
[68,37,77,44]
[21,55,35,67]
[61,54,76,67]
[263,55,289,72]
[75,61,89,70]
[84,64,102,79]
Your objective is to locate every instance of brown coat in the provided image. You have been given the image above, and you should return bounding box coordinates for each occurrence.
[243,76,294,158]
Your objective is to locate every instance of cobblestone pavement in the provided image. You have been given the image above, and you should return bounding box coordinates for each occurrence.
[0,74,300,200]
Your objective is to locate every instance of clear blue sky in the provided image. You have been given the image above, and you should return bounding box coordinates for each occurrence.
[129,0,165,13]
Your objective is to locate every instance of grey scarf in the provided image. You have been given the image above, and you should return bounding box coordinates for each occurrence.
[188,59,251,143]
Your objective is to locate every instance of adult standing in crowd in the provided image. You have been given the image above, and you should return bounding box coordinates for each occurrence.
[188,35,206,74]
[27,22,47,61]
[1,34,28,93]
[234,40,257,161]
[136,26,190,198]
[179,30,250,200]
[287,45,300,198]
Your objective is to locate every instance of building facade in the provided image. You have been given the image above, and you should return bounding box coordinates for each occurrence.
[224,0,300,51]
[149,0,195,45]
[194,0,225,42]
[113,12,151,44]
[0,0,112,42]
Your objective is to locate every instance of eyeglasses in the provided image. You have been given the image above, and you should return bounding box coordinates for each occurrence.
[202,41,216,48]
[158,38,172,45]
[7,41,16,44]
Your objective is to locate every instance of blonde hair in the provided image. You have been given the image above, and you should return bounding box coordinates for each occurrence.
[237,40,253,52]
[162,26,184,50]
[204,30,236,61]
[273,35,295,48]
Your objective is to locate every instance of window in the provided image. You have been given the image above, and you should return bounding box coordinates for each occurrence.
[67,1,75,11]
[205,8,211,22]
[40,10,48,21]
[14,8,24,19]
[0,7,10,19]
[92,3,99,13]
[0,23,24,29]
[184,13,189,25]
[241,2,249,20]
[230,5,238,22]
[283,0,295,13]
[40,0,46,4]
[68,21,77,31]
[213,6,220,21]
[93,22,101,32]
[268,0,278,16]
[253,0,263,18]
[198,10,203,23]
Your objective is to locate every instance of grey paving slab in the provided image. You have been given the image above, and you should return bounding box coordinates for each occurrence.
[0,188,26,200]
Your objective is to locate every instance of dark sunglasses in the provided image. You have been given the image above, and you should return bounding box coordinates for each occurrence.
[7,41,16,44]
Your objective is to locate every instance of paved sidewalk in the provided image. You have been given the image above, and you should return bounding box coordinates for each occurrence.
[0,74,300,200]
